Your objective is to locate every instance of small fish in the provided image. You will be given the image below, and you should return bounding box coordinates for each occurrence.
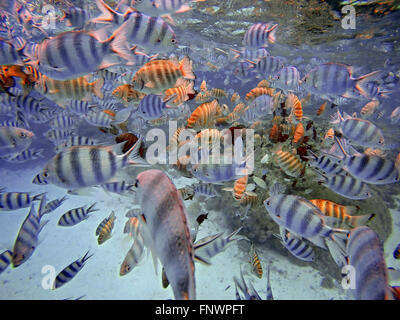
[53,251,93,289]
[0,126,34,159]
[12,195,49,267]
[3,149,44,163]
[0,250,12,274]
[307,151,346,176]
[58,203,98,227]
[120,232,145,276]
[112,84,146,103]
[360,100,380,118]
[200,80,207,92]
[313,170,371,200]
[84,109,114,128]
[390,106,400,124]
[249,242,263,278]
[275,226,315,262]
[273,147,305,178]
[178,186,195,200]
[239,192,260,208]
[245,87,275,102]
[192,183,218,198]
[0,192,45,212]
[41,196,68,215]
[316,102,327,116]
[163,80,195,107]
[309,199,374,228]
[138,94,170,120]
[270,67,300,92]
[253,56,283,78]
[331,110,385,148]
[132,56,194,94]
[96,211,116,245]
[286,93,303,122]
[187,99,223,129]
[301,63,380,100]
[242,22,278,48]
[292,122,304,144]
[35,138,145,189]
[101,181,135,195]
[233,266,262,300]
[210,88,227,98]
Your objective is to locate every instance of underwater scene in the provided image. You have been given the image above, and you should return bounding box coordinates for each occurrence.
[0,0,400,301]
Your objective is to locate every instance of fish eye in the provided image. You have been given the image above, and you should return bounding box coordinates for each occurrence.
[265,200,270,206]
[19,132,26,138]
[43,171,49,178]
[134,179,139,188]
[171,39,176,43]
[378,140,383,144]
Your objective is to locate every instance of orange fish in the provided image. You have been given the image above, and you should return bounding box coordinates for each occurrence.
[316,102,327,116]
[163,79,195,107]
[324,128,335,141]
[233,175,248,200]
[112,84,146,103]
[293,122,304,144]
[245,87,275,102]
[257,79,270,88]
[231,92,240,103]
[186,99,222,129]
[269,123,279,143]
[200,80,207,92]
[286,93,303,121]
[360,100,380,118]
[210,88,227,98]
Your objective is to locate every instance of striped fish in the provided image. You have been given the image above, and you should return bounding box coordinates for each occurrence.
[346,227,397,300]
[58,203,98,227]
[210,88,227,99]
[264,183,349,247]
[265,265,273,300]
[253,56,283,78]
[135,169,195,300]
[35,138,144,189]
[131,57,195,94]
[249,242,263,278]
[242,22,278,48]
[239,192,260,208]
[84,109,114,128]
[309,199,374,229]
[54,136,99,152]
[332,137,399,185]
[273,148,305,178]
[292,122,304,144]
[112,84,146,103]
[271,66,300,92]
[191,182,218,198]
[245,87,275,102]
[101,181,135,194]
[67,99,96,119]
[61,6,91,30]
[0,250,12,274]
[187,100,222,129]
[233,61,254,83]
[29,30,120,81]
[42,196,68,215]
[49,115,76,130]
[301,63,380,100]
[314,171,371,200]
[120,232,145,276]
[37,75,104,101]
[164,80,195,107]
[0,39,22,65]
[12,195,49,267]
[53,251,93,289]
[0,126,34,158]
[286,93,303,122]
[331,110,384,148]
[307,151,347,176]
[0,192,45,211]
[44,129,75,144]
[3,149,44,163]
[138,94,169,120]
[96,211,116,245]
[276,226,315,262]
[231,48,269,61]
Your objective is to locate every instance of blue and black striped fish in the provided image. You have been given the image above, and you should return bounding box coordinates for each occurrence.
[53,251,93,289]
[58,203,98,227]
[0,191,45,211]
[242,22,278,49]
[0,250,12,274]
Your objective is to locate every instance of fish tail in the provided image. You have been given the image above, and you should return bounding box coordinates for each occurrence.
[349,213,375,228]
[87,203,98,213]
[81,250,94,264]
[355,70,381,98]
[32,192,47,202]
[125,136,148,166]
[91,78,104,99]
[90,0,117,24]
[179,56,195,80]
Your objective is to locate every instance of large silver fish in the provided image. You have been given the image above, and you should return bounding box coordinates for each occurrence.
[135,169,196,300]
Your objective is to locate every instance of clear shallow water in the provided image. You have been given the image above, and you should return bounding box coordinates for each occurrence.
[0,0,399,300]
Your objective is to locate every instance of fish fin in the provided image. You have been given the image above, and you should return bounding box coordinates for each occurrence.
[194,254,212,265]
[355,70,381,98]
[91,78,104,99]
[267,24,278,43]
[325,237,347,267]
[161,14,176,26]
[179,56,195,80]
[81,250,94,264]
[125,136,149,166]
[175,4,192,14]
[90,0,118,24]
[349,213,375,228]
[87,203,99,213]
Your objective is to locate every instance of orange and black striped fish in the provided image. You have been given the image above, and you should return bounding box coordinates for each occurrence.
[239,192,260,208]
[257,79,270,88]
[245,87,275,101]
[309,199,374,228]
[269,123,279,143]
[292,122,304,144]
[249,243,263,278]
[286,93,303,122]
[231,92,240,103]
[273,147,305,178]
[186,99,222,129]
[210,88,227,98]
[96,211,116,245]
[163,80,195,107]
[233,175,248,200]
[200,80,207,92]
[316,102,327,116]
[112,84,146,103]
